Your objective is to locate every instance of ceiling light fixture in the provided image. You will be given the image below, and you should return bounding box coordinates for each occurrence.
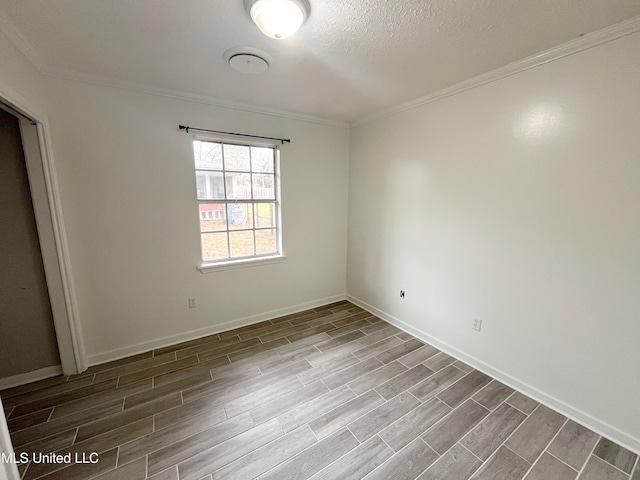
[244,0,310,40]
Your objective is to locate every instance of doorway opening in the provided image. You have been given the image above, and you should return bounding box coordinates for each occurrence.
[0,94,84,387]
[0,107,62,386]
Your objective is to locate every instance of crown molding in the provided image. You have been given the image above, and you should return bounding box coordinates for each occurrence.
[0,11,349,130]
[0,9,48,73]
[352,15,640,127]
[1,8,638,131]
[43,67,350,128]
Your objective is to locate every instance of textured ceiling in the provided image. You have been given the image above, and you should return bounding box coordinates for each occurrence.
[1,0,639,123]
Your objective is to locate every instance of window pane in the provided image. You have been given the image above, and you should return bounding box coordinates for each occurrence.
[229,230,255,258]
[193,141,222,170]
[252,174,275,199]
[196,171,225,200]
[223,144,250,171]
[255,229,278,255]
[195,140,279,264]
[254,202,276,229]
[251,147,274,173]
[202,232,229,261]
[199,204,227,232]
[225,172,251,199]
[227,203,253,230]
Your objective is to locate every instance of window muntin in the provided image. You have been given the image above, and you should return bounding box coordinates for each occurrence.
[194,139,280,264]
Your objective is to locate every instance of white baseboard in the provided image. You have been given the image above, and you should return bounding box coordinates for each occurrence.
[0,365,63,390]
[346,294,640,455]
[87,294,347,367]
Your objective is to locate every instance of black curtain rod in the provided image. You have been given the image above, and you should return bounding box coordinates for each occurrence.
[178,125,291,144]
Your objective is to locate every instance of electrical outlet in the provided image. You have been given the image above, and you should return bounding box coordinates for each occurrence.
[472,319,482,331]
[400,290,405,298]
[188,297,197,308]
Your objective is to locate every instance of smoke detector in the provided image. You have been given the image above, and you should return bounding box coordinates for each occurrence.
[223,47,271,74]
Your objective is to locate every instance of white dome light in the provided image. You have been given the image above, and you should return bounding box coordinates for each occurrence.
[247,0,309,40]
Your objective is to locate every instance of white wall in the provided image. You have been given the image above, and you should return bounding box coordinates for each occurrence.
[0,29,350,365]
[348,32,640,449]
[2,10,639,453]
[43,79,349,363]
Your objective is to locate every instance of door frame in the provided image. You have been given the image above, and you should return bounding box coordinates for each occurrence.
[0,397,19,480]
[0,83,86,376]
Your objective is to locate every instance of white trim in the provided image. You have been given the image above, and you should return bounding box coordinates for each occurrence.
[0,10,48,73]
[36,120,87,373]
[346,294,640,455]
[0,365,62,390]
[352,16,640,127]
[198,255,286,273]
[0,83,86,375]
[87,294,346,366]
[47,69,349,129]
[19,120,83,375]
[0,9,348,129]
[193,136,283,267]
[0,398,20,480]
[1,9,639,129]
[3,8,638,129]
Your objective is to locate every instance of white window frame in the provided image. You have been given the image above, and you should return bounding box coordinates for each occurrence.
[192,135,284,273]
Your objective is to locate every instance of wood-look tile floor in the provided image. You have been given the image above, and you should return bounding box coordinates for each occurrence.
[2,301,639,480]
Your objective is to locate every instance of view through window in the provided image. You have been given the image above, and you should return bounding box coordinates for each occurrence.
[193,139,280,263]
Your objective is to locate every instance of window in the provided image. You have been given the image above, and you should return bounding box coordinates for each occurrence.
[193,139,281,265]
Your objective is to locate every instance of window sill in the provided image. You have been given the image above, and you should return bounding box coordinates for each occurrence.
[197,255,286,273]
